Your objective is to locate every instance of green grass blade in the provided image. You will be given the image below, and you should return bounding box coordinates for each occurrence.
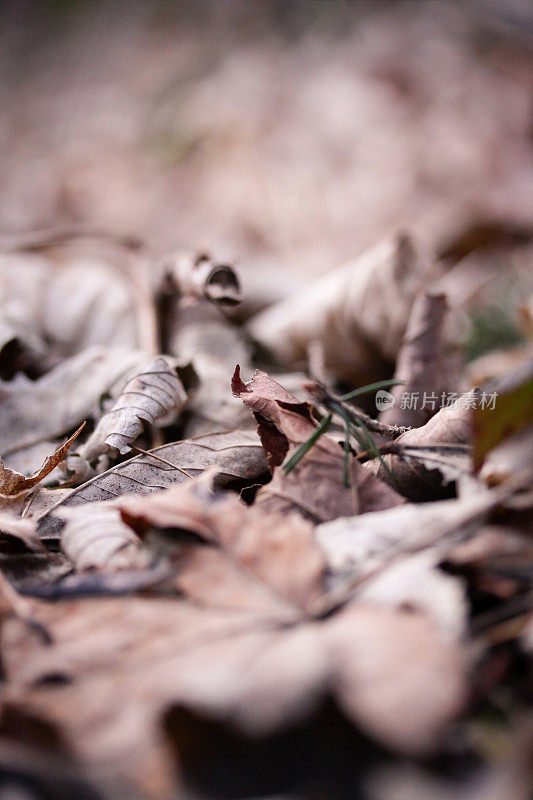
[341,379,405,402]
[282,413,332,475]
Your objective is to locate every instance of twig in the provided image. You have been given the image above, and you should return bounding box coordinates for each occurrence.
[129,250,161,356]
[355,441,470,464]
[308,380,410,438]
[0,225,143,253]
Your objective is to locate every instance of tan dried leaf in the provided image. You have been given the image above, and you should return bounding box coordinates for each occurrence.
[0,425,84,499]
[118,475,326,617]
[73,356,187,469]
[315,489,501,580]
[2,594,466,800]
[38,430,268,540]
[368,392,476,500]
[58,503,150,572]
[380,290,462,428]
[0,347,147,462]
[247,233,434,385]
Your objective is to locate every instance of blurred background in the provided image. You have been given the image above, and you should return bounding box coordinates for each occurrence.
[1,0,532,289]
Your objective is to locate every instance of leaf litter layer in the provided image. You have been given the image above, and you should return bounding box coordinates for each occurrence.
[0,5,533,799]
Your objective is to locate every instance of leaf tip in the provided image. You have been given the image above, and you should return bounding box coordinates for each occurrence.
[231,365,247,396]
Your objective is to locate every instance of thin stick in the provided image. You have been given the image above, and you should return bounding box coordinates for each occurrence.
[0,225,143,253]
[129,250,161,356]
[131,447,195,479]
[309,380,409,438]
[355,441,470,464]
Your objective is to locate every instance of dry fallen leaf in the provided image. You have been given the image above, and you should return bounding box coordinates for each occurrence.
[479,425,533,487]
[66,356,188,480]
[473,358,533,470]
[58,503,151,572]
[0,425,84,499]
[38,429,268,541]
[0,8,531,797]
[367,391,477,500]
[0,347,147,467]
[155,250,241,309]
[0,244,140,367]
[380,290,462,428]
[247,233,435,385]
[1,595,467,799]
[315,488,504,581]
[118,475,327,617]
[0,513,41,553]
[233,367,404,523]
[168,302,254,437]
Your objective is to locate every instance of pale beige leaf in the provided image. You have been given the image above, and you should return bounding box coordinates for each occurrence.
[315,488,502,579]
[0,513,41,552]
[247,234,435,385]
[380,290,462,428]
[118,476,326,617]
[58,504,150,572]
[75,356,187,466]
[0,347,146,459]
[368,391,477,500]
[156,250,241,307]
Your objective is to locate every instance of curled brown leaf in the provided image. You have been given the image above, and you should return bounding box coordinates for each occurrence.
[234,368,404,523]
[0,424,84,499]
